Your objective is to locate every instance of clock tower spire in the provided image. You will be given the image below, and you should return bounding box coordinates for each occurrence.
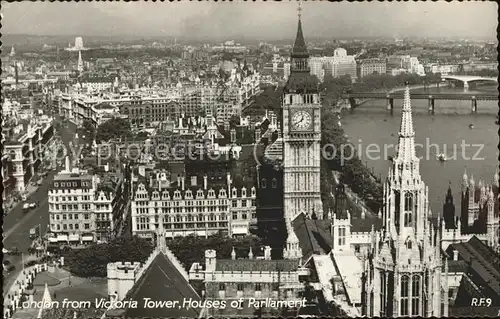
[282,9,323,221]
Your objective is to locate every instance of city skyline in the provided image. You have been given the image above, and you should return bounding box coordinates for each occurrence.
[1,1,497,40]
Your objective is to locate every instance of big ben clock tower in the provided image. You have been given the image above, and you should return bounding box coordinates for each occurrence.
[282,9,323,220]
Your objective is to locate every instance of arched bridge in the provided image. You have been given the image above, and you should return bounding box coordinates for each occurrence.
[441,75,498,88]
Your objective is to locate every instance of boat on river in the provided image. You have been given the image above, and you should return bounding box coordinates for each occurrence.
[437,153,448,162]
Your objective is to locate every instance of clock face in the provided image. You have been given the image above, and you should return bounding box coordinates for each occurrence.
[291,110,313,131]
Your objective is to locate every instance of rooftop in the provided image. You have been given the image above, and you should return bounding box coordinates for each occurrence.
[124,253,201,318]
[448,236,500,298]
[215,259,299,272]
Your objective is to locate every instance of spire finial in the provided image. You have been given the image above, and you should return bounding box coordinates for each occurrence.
[298,1,302,19]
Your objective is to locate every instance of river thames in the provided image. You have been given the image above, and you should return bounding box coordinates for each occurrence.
[341,85,498,215]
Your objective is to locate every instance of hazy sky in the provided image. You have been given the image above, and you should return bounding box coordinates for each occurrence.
[2,1,497,39]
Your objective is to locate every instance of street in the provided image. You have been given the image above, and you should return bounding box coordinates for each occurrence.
[3,117,78,295]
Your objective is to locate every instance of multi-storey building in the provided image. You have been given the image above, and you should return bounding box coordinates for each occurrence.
[362,86,448,317]
[2,117,54,196]
[47,158,130,246]
[131,168,257,241]
[309,57,325,82]
[78,75,114,92]
[357,59,387,78]
[323,48,357,80]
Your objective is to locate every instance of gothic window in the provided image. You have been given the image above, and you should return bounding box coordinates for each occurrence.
[338,227,346,246]
[406,239,412,249]
[400,275,409,316]
[237,284,244,291]
[271,178,277,188]
[219,283,225,291]
[411,275,421,316]
[404,192,413,227]
[261,178,267,188]
[404,192,413,210]
[380,271,386,316]
[394,191,401,230]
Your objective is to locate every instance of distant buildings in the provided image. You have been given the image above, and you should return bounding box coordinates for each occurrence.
[212,40,247,53]
[65,36,88,51]
[309,57,326,82]
[324,48,357,80]
[441,171,499,253]
[357,58,387,78]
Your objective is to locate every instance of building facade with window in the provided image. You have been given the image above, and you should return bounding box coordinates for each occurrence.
[2,118,54,197]
[47,160,129,246]
[357,59,387,78]
[131,172,257,240]
[188,248,307,317]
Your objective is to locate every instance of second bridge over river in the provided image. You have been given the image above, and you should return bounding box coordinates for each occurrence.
[340,91,498,114]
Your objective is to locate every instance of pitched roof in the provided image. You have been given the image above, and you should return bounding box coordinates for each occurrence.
[292,213,332,262]
[124,253,201,318]
[449,236,500,298]
[292,19,308,58]
[215,259,298,272]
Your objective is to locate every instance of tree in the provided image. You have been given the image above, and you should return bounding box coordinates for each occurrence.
[96,117,132,143]
[167,233,264,269]
[301,280,316,304]
[229,114,240,128]
[65,236,153,277]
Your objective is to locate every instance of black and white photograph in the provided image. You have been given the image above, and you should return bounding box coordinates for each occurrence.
[1,1,499,318]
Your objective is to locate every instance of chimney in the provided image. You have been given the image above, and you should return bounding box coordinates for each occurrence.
[453,250,458,261]
[191,176,197,187]
[203,174,208,190]
[361,208,366,219]
[264,246,271,260]
[230,128,236,144]
[177,175,181,187]
[254,128,261,142]
[248,247,253,259]
[181,175,185,191]
[226,172,232,187]
[231,247,236,260]
[138,166,145,177]
[65,156,70,172]
[224,121,230,132]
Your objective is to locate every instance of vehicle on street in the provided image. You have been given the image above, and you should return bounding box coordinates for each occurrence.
[7,247,21,256]
[2,248,10,254]
[30,226,40,239]
[23,202,37,211]
[3,260,15,272]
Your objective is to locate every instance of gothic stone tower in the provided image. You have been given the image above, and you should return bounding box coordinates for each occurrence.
[363,86,447,317]
[282,14,323,221]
